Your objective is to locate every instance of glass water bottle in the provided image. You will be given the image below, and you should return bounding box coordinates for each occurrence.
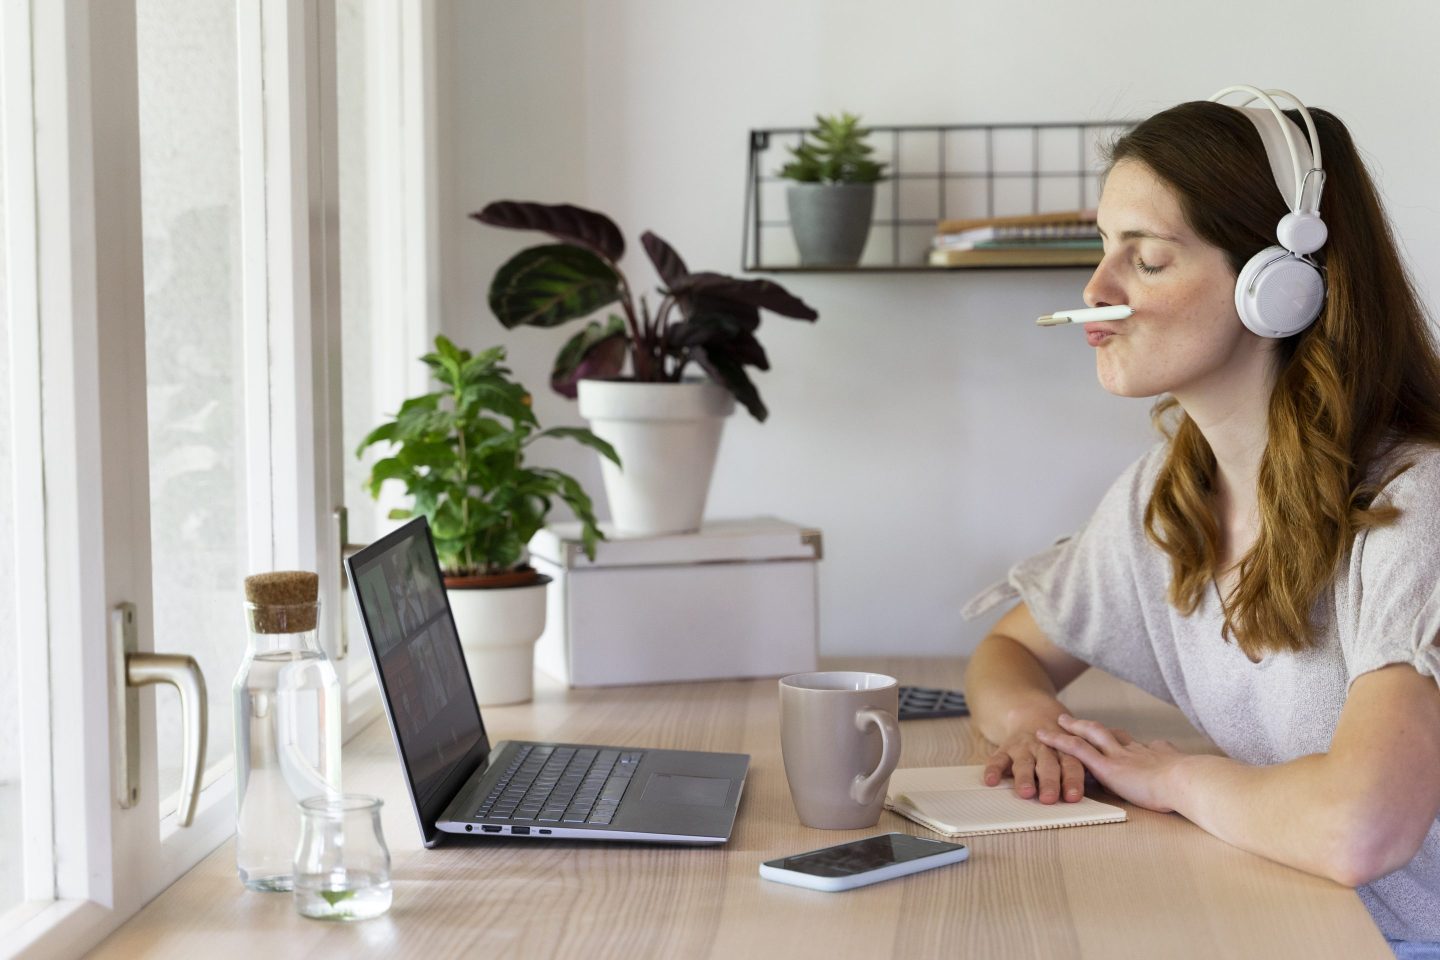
[234,572,342,892]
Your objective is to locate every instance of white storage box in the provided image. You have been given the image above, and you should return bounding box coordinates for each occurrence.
[529,517,821,687]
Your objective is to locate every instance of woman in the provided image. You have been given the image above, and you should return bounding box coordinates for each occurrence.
[962,87,1440,954]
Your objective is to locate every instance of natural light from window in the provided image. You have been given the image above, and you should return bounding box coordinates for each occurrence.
[0,33,24,917]
[136,0,245,807]
[338,0,375,683]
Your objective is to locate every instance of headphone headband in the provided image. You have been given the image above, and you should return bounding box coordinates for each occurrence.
[1207,84,1329,338]
[1209,85,1324,215]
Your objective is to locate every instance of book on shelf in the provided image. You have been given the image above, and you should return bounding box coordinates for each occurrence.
[927,246,1103,268]
[936,208,1097,235]
[885,765,1127,837]
[934,223,1101,250]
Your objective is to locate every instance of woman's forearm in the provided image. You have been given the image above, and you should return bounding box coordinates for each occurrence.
[964,634,1071,746]
[1167,753,1401,887]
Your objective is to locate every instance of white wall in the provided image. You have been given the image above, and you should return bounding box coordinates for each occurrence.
[440,0,1440,656]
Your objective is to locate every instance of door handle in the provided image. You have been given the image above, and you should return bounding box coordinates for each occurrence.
[335,505,369,661]
[112,602,208,827]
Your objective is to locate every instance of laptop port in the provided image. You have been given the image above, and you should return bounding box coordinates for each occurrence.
[511,826,531,835]
[481,824,501,833]
[539,829,552,835]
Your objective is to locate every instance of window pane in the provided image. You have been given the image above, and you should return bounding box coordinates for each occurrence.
[136,0,244,807]
[337,0,380,681]
[0,34,24,915]
[338,0,372,544]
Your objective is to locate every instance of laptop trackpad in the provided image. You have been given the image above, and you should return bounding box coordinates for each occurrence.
[641,774,730,806]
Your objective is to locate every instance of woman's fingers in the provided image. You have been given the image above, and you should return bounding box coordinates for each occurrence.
[983,749,1012,787]
[1059,753,1087,802]
[1034,745,1062,804]
[1012,752,1038,799]
[982,722,1122,803]
[1058,714,1123,752]
[1035,728,1105,769]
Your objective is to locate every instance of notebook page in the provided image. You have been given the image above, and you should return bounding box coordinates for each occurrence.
[886,765,1125,836]
[888,766,992,794]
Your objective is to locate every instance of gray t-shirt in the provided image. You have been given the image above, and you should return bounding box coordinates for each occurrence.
[963,442,1440,942]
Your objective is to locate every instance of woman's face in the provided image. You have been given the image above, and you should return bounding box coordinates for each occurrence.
[1082,159,1274,400]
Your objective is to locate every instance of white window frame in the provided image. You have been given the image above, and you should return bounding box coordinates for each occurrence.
[2,0,57,938]
[4,0,140,951]
[0,0,445,954]
[338,0,443,738]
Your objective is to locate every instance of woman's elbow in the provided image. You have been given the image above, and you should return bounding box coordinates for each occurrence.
[1324,800,1428,887]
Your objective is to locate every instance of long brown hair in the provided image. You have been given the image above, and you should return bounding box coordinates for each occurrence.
[1107,101,1440,658]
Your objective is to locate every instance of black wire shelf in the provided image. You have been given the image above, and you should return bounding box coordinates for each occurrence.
[742,120,1135,274]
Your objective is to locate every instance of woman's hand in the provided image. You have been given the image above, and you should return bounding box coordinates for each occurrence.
[1035,714,1185,813]
[982,717,1124,804]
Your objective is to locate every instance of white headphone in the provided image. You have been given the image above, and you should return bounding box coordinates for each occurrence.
[1208,85,1328,338]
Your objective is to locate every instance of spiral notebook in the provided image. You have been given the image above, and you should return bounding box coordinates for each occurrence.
[884,765,1126,837]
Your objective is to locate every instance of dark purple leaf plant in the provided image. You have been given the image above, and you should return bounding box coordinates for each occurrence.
[472,201,819,422]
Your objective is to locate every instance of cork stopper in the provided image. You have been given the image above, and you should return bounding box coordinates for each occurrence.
[244,571,319,633]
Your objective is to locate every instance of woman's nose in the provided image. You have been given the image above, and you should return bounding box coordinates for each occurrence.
[1083,255,1126,309]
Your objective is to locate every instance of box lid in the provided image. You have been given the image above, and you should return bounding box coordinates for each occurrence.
[529,517,822,570]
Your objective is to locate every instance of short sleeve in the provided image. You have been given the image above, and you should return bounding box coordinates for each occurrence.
[1341,446,1440,689]
[962,446,1173,703]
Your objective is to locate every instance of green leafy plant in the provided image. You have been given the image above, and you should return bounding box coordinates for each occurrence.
[470,201,819,422]
[779,112,887,184]
[357,336,619,576]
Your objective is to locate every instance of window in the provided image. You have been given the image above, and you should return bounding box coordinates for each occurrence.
[136,0,246,807]
[1,1,437,950]
[0,27,21,917]
[335,0,439,714]
[338,0,379,689]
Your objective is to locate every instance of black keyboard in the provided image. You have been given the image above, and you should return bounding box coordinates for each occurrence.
[897,685,969,720]
[477,745,643,827]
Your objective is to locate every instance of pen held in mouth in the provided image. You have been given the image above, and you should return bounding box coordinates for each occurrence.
[1036,305,1135,327]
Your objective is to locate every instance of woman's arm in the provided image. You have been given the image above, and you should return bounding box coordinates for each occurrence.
[1039,663,1440,886]
[965,602,1094,803]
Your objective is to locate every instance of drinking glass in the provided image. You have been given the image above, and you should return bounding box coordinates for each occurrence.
[293,794,392,920]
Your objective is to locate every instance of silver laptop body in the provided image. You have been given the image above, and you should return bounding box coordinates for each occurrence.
[346,517,749,848]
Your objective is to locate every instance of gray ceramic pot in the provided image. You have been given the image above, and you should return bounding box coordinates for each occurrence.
[785,182,876,266]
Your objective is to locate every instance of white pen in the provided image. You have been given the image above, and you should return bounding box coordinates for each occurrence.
[1036,305,1135,327]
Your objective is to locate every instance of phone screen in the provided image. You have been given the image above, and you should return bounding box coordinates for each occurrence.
[764,833,964,878]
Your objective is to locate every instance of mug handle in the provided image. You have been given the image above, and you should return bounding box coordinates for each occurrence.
[849,707,902,806]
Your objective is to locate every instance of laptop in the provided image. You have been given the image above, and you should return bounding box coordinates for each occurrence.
[347,516,750,847]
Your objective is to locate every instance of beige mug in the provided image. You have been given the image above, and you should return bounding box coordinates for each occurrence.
[779,671,902,829]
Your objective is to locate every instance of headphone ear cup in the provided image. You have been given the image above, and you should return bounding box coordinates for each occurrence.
[1234,246,1326,338]
[1277,212,1328,255]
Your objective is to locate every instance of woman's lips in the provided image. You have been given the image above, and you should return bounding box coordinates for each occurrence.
[1084,322,1118,347]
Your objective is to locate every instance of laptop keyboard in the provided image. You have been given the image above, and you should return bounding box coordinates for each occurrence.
[477,745,644,827]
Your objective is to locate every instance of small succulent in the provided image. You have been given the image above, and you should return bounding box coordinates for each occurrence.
[779,112,887,184]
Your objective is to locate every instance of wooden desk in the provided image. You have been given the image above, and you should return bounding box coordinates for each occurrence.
[90,658,1390,959]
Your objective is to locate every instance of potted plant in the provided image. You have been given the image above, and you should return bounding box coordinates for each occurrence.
[779,112,887,266]
[470,200,819,536]
[357,335,617,705]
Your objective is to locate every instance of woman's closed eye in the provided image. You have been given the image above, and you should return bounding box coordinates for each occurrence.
[1136,257,1164,276]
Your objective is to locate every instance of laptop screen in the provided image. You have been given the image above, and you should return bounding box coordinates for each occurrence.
[349,518,489,823]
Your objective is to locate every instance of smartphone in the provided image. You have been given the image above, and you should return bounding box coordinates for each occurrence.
[758,833,969,892]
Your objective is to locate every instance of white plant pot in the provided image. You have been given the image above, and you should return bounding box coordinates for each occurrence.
[445,576,550,705]
[577,379,736,536]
